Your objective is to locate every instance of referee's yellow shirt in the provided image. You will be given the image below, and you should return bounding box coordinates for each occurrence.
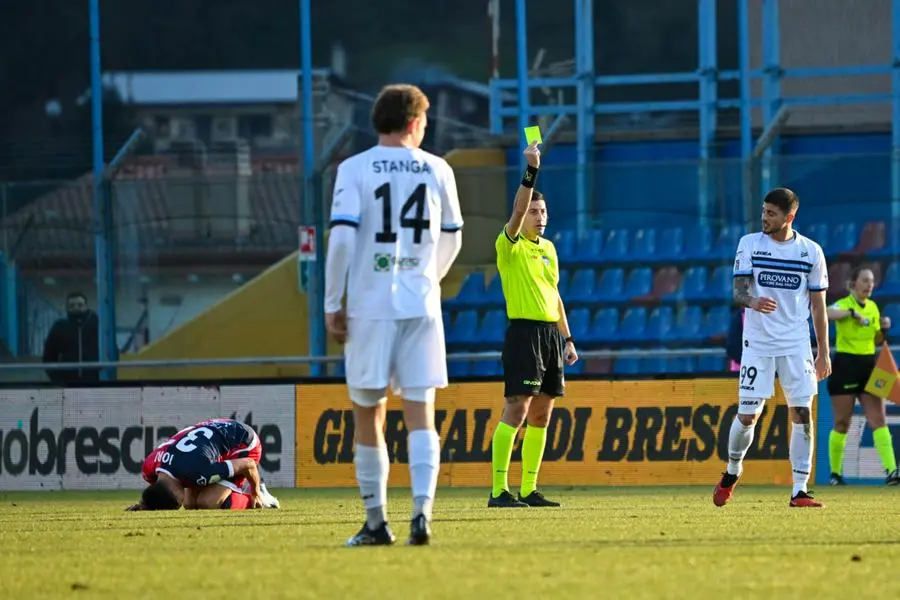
[831,294,881,355]
[495,225,560,322]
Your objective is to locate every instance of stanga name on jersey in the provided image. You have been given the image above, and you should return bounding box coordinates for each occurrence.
[732,231,828,356]
[329,146,463,321]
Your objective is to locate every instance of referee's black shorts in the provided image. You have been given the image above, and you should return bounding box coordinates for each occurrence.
[501,319,565,398]
[827,352,877,397]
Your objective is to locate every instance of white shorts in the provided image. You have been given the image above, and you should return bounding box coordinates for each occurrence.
[344,316,447,407]
[737,347,817,414]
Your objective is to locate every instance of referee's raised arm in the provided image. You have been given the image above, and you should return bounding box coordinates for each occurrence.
[505,141,541,240]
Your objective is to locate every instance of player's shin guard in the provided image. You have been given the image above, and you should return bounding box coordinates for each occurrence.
[408,429,440,521]
[727,416,755,476]
[790,421,814,496]
[354,444,390,529]
[222,492,252,510]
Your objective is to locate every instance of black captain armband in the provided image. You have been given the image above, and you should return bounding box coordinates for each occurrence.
[521,165,538,188]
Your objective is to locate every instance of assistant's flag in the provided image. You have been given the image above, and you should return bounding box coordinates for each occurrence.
[864,342,900,402]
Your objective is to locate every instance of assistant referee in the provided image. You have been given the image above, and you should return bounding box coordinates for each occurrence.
[487,141,579,509]
[826,267,899,486]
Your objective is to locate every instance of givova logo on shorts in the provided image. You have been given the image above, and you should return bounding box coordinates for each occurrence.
[757,271,801,290]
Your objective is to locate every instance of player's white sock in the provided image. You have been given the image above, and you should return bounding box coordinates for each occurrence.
[790,421,814,496]
[354,444,389,529]
[726,417,755,476]
[408,429,440,521]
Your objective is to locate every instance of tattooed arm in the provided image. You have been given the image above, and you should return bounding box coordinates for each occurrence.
[733,275,777,314]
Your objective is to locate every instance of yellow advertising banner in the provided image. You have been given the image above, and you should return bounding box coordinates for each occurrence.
[295,378,809,488]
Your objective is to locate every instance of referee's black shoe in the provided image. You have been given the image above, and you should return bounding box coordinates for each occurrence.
[518,490,561,507]
[345,521,396,547]
[886,469,900,486]
[487,490,528,508]
[830,472,847,486]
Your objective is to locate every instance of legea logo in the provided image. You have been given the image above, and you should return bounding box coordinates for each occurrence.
[757,271,801,290]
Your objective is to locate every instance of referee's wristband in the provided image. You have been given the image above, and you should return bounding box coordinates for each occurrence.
[521,165,538,188]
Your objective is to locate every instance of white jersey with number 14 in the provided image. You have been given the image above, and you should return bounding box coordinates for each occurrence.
[732,231,828,357]
[328,145,464,320]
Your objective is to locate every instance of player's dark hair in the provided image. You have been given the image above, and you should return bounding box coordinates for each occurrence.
[531,190,545,202]
[140,482,181,511]
[371,84,430,135]
[763,187,799,215]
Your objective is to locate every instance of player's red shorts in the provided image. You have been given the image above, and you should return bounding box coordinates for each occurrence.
[216,432,263,494]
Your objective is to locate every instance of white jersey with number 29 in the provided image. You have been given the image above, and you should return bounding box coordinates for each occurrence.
[732,231,828,357]
[328,145,464,320]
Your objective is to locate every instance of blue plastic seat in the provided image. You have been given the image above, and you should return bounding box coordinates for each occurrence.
[628,228,657,262]
[485,275,505,305]
[616,308,648,343]
[640,355,667,374]
[595,269,625,302]
[683,224,713,260]
[448,360,470,378]
[882,303,900,330]
[624,267,653,300]
[668,356,696,374]
[472,359,502,377]
[827,222,858,255]
[614,355,641,375]
[567,308,592,342]
[479,310,507,346]
[697,355,726,373]
[806,222,829,248]
[711,225,743,260]
[553,230,576,262]
[557,269,571,298]
[565,359,585,375]
[447,310,478,344]
[600,229,630,262]
[643,307,674,342]
[702,306,731,339]
[877,262,900,296]
[656,227,685,263]
[447,272,485,307]
[567,269,598,302]
[707,266,733,302]
[666,306,704,344]
[577,230,604,264]
[589,308,619,344]
[681,267,709,302]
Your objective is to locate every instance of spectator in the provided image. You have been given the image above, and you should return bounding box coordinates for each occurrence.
[42,292,100,383]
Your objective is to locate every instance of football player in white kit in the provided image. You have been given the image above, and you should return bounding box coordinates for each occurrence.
[713,187,832,508]
[323,84,464,546]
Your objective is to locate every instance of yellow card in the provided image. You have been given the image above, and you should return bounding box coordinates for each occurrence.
[524,126,542,145]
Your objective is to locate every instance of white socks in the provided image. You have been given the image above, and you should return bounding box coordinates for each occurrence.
[408,429,441,520]
[790,422,814,497]
[354,444,389,529]
[354,430,441,528]
[726,417,755,476]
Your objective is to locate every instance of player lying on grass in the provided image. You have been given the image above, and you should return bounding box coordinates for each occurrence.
[126,418,280,511]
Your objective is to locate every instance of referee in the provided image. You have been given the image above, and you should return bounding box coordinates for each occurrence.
[487,141,579,508]
[826,267,899,486]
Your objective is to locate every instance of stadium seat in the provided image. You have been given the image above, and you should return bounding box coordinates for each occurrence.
[624,267,653,300]
[877,262,900,296]
[711,225,743,260]
[827,262,852,299]
[702,306,731,339]
[856,221,886,255]
[568,308,592,342]
[448,360,470,378]
[447,271,485,307]
[665,305,704,344]
[616,308,648,343]
[584,358,612,374]
[627,228,657,263]
[642,306,674,342]
[655,227,685,263]
[479,310,507,346]
[333,360,346,378]
[827,222,859,256]
[871,222,900,258]
[614,355,641,375]
[568,268,598,302]
[589,308,619,344]
[472,359,502,377]
[683,224,713,260]
[697,355,726,373]
[553,230,576,262]
[651,267,682,301]
[576,229,605,265]
[680,267,709,302]
[565,359,585,375]
[600,229,630,262]
[667,356,696,374]
[640,355,667,374]
[447,310,478,344]
[806,222,829,247]
[595,269,625,302]
[485,274,505,305]
[882,303,900,330]
[707,266,732,302]
[557,269,571,298]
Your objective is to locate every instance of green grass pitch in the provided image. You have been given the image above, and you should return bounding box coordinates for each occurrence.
[0,486,897,599]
